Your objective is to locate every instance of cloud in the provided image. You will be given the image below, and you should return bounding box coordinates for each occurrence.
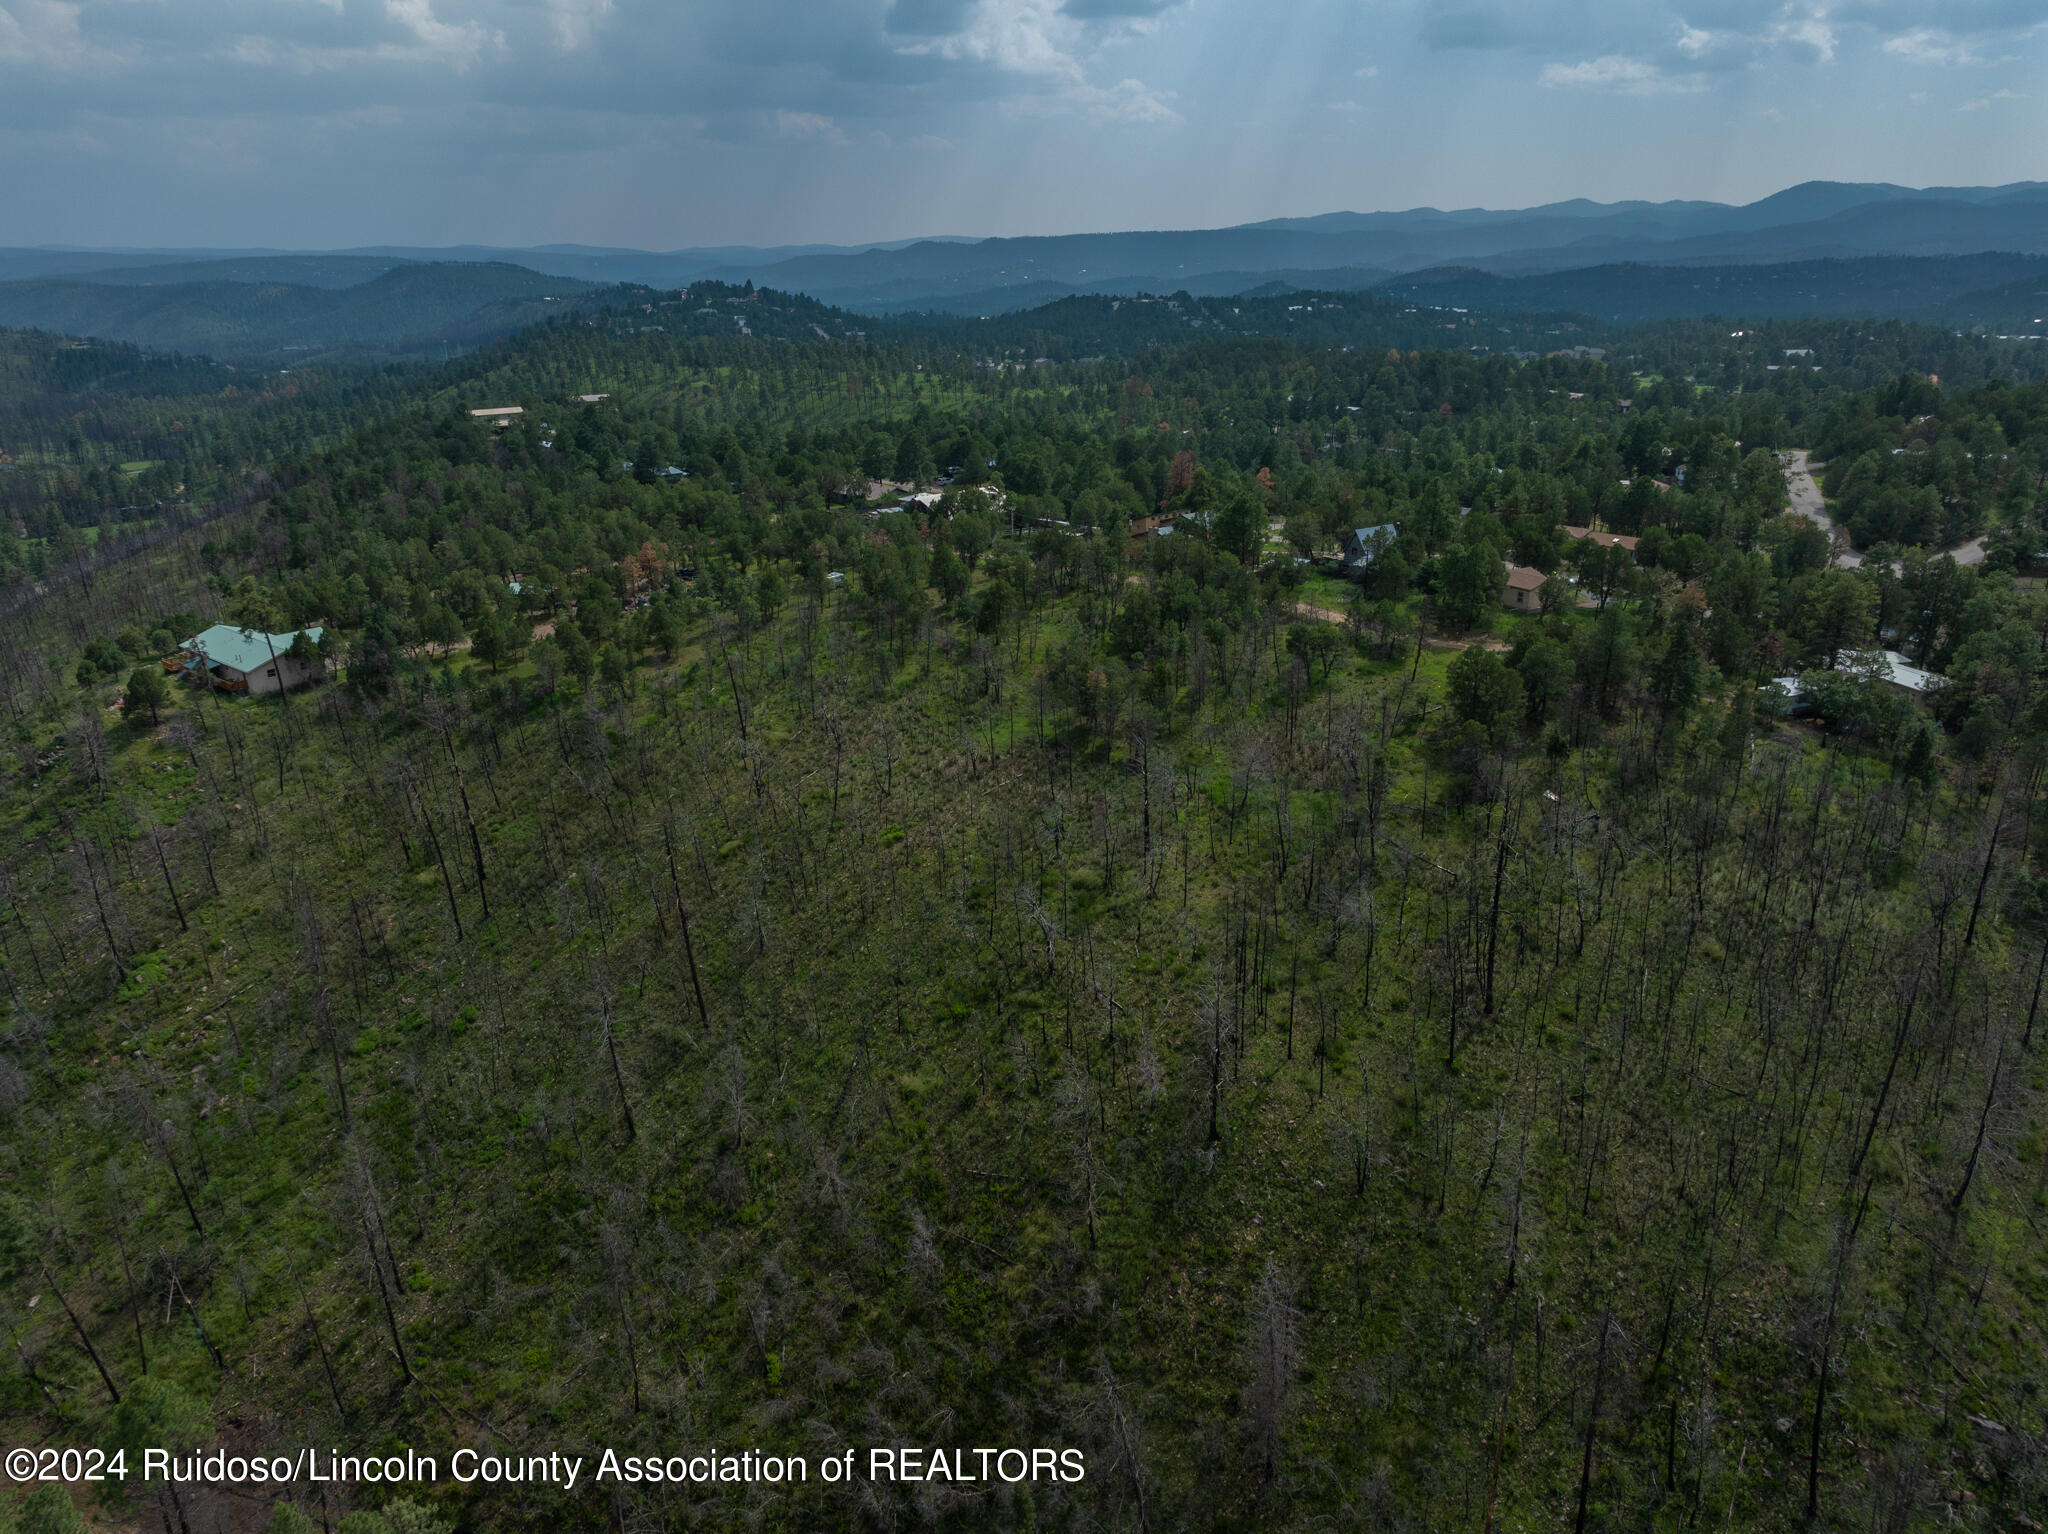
[0,0,108,70]
[1831,0,2048,35]
[230,0,502,74]
[1768,15,1837,62]
[1417,0,2048,72]
[899,0,1181,120]
[1080,76,1179,121]
[775,109,848,145]
[1539,54,1706,93]
[1882,28,1987,64]
[546,0,615,52]
[1959,87,2023,107]
[908,0,1087,76]
[1591,10,1837,69]
[2,0,1185,134]
[4,0,2043,252]
[1060,0,1184,16]
[384,0,498,69]
[0,0,992,134]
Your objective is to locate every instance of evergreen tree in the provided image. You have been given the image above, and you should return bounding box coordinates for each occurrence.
[1436,542,1501,631]
[1212,491,1264,566]
[1650,622,1702,716]
[555,622,595,685]
[123,665,168,726]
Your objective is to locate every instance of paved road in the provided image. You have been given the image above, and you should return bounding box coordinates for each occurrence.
[1782,450,1862,568]
[1781,450,1987,570]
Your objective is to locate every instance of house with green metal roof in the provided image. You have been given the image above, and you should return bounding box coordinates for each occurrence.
[176,624,326,695]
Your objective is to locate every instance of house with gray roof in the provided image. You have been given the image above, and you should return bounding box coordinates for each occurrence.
[1872,649,1943,703]
[1342,524,1399,570]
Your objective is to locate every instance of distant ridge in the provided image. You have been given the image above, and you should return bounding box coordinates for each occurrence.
[708,183,2048,309]
[1372,253,2048,326]
[1,181,2045,354]
[6,180,2046,306]
[0,261,591,361]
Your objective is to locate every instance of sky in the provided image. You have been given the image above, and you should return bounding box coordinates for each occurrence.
[0,0,2043,250]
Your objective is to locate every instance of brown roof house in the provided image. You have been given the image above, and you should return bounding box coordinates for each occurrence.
[1501,565,1547,611]
[1563,525,1640,551]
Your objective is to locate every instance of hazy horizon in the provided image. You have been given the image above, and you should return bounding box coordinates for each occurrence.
[1,1,2043,250]
[7,176,2046,261]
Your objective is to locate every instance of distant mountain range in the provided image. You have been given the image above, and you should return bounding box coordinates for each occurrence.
[699,181,2048,310]
[0,238,975,290]
[0,180,2042,358]
[1374,253,2048,329]
[0,262,591,360]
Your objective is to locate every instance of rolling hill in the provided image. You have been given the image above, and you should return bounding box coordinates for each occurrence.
[0,262,593,361]
[7,179,2046,309]
[1372,253,2048,326]
[0,180,2043,356]
[698,182,2048,309]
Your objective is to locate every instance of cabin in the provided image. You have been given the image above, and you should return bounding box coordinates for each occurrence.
[1342,524,1399,570]
[169,624,325,696]
[1501,565,1547,611]
[469,406,523,427]
[1562,525,1640,552]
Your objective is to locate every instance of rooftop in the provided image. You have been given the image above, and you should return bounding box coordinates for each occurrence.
[1564,525,1640,550]
[1877,650,1942,694]
[182,624,325,677]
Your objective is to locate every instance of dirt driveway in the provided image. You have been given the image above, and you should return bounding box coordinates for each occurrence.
[1292,601,1509,652]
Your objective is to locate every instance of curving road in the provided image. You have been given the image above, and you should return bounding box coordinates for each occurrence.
[1782,450,1862,568]
[1780,450,1986,570]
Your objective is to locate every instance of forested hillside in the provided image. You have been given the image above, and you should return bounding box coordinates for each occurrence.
[1374,254,2048,329]
[5,277,2040,578]
[1,303,2046,1533]
[0,264,592,368]
[1816,373,2048,553]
